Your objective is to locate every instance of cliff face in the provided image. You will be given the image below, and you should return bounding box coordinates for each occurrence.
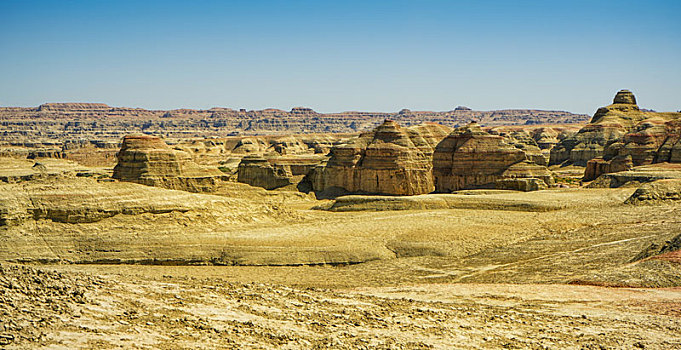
[310,121,451,196]
[432,123,553,192]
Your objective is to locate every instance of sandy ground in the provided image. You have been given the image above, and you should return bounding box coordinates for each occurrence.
[2,263,680,349]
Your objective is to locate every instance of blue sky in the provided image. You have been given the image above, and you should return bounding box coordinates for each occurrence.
[1,0,679,114]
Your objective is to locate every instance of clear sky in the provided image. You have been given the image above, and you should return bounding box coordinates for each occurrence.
[1,0,679,114]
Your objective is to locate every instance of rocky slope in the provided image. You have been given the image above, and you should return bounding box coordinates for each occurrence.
[3,263,680,349]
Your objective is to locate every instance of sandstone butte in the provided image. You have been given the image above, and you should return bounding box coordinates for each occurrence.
[308,121,451,196]
[111,120,566,196]
[112,134,225,192]
[550,90,681,181]
[432,123,554,192]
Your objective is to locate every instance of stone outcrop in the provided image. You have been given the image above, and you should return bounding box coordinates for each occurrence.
[236,155,325,190]
[625,179,681,204]
[551,90,681,175]
[113,134,224,191]
[587,163,681,188]
[237,156,294,190]
[432,123,553,191]
[579,92,681,181]
[310,121,451,196]
[613,89,637,105]
[631,232,681,262]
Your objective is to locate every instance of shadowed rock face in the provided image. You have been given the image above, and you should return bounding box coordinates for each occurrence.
[310,120,451,196]
[237,156,294,190]
[613,89,637,105]
[432,123,551,192]
[113,135,222,190]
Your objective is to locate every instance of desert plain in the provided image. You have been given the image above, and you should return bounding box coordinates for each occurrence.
[1,90,681,349]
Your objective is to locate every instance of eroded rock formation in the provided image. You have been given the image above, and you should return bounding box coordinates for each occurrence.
[113,134,224,191]
[0,102,589,147]
[310,120,451,196]
[551,90,681,179]
[432,123,553,191]
[236,155,325,190]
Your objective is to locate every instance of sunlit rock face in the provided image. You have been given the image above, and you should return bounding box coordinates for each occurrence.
[556,90,681,181]
[113,134,223,191]
[310,120,451,196]
[432,123,552,192]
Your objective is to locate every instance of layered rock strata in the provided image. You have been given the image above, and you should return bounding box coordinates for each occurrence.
[310,121,451,196]
[237,155,325,190]
[432,123,553,191]
[112,135,224,191]
[551,90,681,178]
[0,103,589,145]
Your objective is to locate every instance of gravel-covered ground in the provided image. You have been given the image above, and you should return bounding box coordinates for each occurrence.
[2,263,680,349]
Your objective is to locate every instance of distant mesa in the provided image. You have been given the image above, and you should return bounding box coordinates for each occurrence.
[455,106,472,111]
[290,107,316,114]
[37,102,111,111]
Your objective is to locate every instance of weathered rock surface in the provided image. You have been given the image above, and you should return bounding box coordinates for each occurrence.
[237,156,294,190]
[551,90,681,180]
[310,121,451,196]
[238,155,326,190]
[112,135,224,191]
[0,158,83,183]
[587,163,681,188]
[432,123,553,191]
[625,179,681,204]
[0,103,589,144]
[631,232,681,263]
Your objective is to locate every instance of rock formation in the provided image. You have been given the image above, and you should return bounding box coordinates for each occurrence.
[0,102,589,148]
[310,120,451,196]
[432,123,554,192]
[573,91,681,181]
[236,154,325,190]
[113,134,223,191]
[237,156,294,190]
[625,179,681,204]
[586,163,681,188]
[551,90,681,178]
